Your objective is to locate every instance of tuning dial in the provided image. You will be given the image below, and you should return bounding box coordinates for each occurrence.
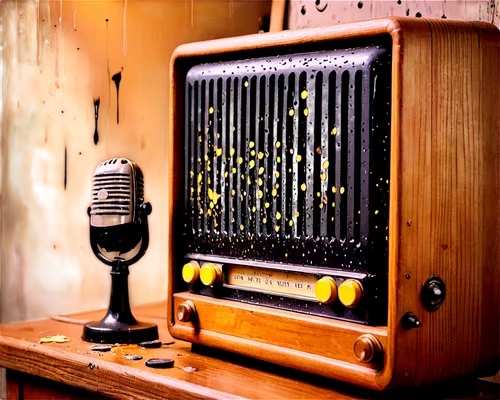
[353,334,383,363]
[200,262,222,286]
[338,279,364,308]
[176,300,196,322]
[182,261,200,284]
[315,277,338,303]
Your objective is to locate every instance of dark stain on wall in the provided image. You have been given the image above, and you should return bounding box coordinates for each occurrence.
[112,71,122,124]
[93,97,100,145]
[64,146,67,190]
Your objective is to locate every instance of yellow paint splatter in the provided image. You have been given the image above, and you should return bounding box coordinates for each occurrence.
[249,160,255,169]
[332,186,337,193]
[301,90,308,99]
[301,183,306,191]
[258,167,264,175]
[238,157,243,164]
[189,171,194,177]
[323,160,329,169]
[244,81,249,87]
[289,109,295,116]
[252,206,256,212]
[289,220,294,227]
[251,150,256,156]
[317,192,321,197]
[258,178,263,186]
[319,203,324,209]
[209,107,214,114]
[275,225,280,232]
[332,202,335,207]
[272,188,277,197]
[258,152,264,159]
[224,171,228,178]
[374,210,379,215]
[232,167,236,173]
[216,148,222,156]
[249,141,255,148]
[258,190,263,199]
[209,201,214,209]
[265,202,270,208]
[204,155,209,161]
[331,127,337,135]
[240,224,244,230]
[232,189,236,196]
[340,187,345,194]
[39,335,70,344]
[320,172,326,181]
[295,211,300,217]
[277,156,281,163]
[303,108,309,116]
[230,148,235,157]
[198,173,202,183]
[297,155,302,162]
[275,172,280,178]
[276,141,281,148]
[276,212,281,220]
[263,217,267,224]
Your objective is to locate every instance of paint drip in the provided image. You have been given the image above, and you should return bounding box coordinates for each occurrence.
[112,72,122,124]
[93,98,100,144]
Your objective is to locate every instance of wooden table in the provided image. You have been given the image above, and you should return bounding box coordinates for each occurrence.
[0,302,498,399]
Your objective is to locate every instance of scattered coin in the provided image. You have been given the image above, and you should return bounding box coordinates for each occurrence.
[145,358,175,369]
[91,345,112,352]
[124,355,143,361]
[139,340,162,349]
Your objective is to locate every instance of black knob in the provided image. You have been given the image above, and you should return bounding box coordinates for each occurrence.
[421,276,446,311]
[139,202,152,216]
[401,312,421,330]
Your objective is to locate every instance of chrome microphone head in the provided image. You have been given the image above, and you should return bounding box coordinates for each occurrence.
[90,158,144,228]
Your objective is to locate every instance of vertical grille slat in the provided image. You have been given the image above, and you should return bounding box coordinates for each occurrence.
[347,72,357,241]
[184,46,391,271]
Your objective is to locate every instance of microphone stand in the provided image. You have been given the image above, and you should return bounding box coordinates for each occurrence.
[83,205,158,344]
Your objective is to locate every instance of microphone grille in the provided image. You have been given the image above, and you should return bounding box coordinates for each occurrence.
[90,158,135,227]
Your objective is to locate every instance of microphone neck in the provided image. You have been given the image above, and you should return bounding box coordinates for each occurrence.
[104,258,137,325]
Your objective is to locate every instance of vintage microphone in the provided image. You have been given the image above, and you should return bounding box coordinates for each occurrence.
[82,158,158,343]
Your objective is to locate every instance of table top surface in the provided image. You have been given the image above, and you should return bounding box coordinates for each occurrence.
[0,302,498,400]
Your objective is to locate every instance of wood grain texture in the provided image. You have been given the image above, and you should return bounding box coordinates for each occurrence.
[168,17,500,390]
[1,303,499,399]
[0,0,273,327]
[0,303,374,400]
[173,292,386,369]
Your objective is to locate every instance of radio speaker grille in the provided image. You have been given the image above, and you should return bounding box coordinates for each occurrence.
[183,46,391,272]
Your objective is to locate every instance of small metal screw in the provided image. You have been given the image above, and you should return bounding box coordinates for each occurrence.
[407,220,412,227]
[405,273,411,279]
[88,362,95,370]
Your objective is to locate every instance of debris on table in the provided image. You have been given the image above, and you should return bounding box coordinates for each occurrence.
[91,345,112,352]
[183,366,199,372]
[39,335,70,344]
[145,358,175,369]
[124,354,143,361]
[139,339,162,349]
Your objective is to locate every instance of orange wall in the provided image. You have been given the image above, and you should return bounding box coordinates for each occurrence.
[0,0,270,323]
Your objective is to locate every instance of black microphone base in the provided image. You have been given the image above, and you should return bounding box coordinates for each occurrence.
[82,318,158,344]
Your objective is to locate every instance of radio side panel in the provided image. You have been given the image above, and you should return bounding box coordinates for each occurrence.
[392,20,500,387]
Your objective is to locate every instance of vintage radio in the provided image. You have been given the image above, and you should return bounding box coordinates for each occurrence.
[167,18,499,389]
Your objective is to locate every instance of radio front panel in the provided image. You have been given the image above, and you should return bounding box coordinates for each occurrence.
[180,44,392,324]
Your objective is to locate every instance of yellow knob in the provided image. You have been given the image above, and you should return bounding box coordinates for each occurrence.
[314,277,338,304]
[182,261,200,284]
[200,263,221,286]
[338,279,364,308]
